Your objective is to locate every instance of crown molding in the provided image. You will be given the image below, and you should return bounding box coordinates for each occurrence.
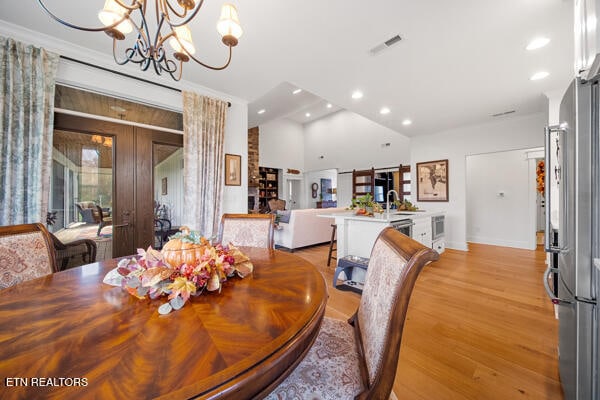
[0,19,247,108]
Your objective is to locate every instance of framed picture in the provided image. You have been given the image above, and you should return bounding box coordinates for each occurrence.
[161,177,168,195]
[416,159,448,202]
[225,154,242,186]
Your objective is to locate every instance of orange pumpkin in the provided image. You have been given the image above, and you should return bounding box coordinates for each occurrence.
[161,226,208,268]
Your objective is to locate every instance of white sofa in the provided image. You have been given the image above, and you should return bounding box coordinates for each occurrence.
[274,208,347,251]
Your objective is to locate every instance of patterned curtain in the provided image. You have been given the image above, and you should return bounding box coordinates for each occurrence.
[182,91,227,238]
[0,36,59,226]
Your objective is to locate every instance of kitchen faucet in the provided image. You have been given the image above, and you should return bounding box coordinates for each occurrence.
[386,190,399,219]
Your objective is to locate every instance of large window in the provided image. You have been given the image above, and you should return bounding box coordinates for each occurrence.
[49,130,113,232]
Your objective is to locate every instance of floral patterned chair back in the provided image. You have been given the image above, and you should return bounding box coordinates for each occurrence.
[265,227,439,399]
[219,214,275,249]
[0,223,57,289]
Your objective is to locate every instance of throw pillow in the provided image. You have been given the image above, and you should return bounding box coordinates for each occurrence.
[277,210,291,224]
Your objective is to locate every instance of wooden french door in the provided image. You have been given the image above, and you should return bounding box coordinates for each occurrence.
[54,114,183,257]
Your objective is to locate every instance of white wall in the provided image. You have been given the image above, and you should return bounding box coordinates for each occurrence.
[258,119,305,171]
[0,22,249,216]
[222,101,249,214]
[410,112,546,250]
[303,169,338,209]
[303,110,411,172]
[337,173,353,211]
[466,149,536,249]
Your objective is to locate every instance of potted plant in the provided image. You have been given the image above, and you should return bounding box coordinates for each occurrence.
[392,199,419,211]
[349,194,383,216]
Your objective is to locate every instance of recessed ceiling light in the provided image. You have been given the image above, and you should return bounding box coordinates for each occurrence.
[305,112,311,117]
[326,103,332,108]
[402,119,412,126]
[530,71,549,81]
[351,90,363,99]
[526,37,550,51]
[292,89,302,95]
[380,107,391,115]
[257,109,266,114]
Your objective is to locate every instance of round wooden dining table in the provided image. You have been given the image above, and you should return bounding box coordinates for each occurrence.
[0,247,327,399]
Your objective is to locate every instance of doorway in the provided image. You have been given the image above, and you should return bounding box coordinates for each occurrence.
[52,113,182,258]
[465,148,541,250]
[153,145,184,248]
[286,178,302,210]
[535,158,545,245]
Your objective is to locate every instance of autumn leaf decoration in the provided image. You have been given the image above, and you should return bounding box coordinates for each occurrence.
[110,232,253,315]
[536,160,545,195]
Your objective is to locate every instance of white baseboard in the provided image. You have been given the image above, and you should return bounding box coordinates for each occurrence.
[445,241,468,251]
[467,235,533,250]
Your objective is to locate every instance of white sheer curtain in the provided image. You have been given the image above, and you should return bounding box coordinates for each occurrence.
[182,91,228,238]
[0,36,59,226]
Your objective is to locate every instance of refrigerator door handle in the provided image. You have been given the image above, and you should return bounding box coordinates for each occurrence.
[543,265,571,305]
[544,125,566,253]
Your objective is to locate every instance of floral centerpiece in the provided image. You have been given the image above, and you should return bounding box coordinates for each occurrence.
[104,227,253,314]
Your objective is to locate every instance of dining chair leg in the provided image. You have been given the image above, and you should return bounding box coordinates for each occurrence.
[327,224,337,267]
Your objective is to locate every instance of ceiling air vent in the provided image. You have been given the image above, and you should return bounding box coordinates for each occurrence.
[369,34,402,55]
[491,110,516,117]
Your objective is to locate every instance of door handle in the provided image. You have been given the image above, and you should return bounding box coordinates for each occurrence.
[113,210,132,229]
[544,125,565,253]
[543,265,571,305]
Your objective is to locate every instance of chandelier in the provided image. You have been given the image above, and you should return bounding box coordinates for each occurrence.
[37,0,242,81]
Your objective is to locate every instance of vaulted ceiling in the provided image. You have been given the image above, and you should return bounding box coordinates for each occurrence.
[0,0,573,136]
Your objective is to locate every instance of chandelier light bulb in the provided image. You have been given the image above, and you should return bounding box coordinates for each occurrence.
[169,25,196,55]
[217,3,243,45]
[98,0,133,35]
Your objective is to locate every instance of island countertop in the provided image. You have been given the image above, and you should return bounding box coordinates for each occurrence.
[318,210,444,223]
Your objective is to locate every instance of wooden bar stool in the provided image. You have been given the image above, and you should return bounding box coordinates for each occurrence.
[327,224,337,267]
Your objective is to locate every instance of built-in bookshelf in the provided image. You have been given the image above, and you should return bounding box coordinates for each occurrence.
[258,166,279,210]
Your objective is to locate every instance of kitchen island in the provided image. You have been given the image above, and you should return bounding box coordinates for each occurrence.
[320,210,445,286]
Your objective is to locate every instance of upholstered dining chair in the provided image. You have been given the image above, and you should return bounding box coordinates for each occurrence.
[264,227,439,399]
[0,223,58,289]
[218,213,275,249]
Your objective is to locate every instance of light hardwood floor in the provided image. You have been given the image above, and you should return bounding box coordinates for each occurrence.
[292,242,563,400]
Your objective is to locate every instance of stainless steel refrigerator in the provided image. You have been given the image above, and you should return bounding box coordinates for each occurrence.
[544,77,599,400]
